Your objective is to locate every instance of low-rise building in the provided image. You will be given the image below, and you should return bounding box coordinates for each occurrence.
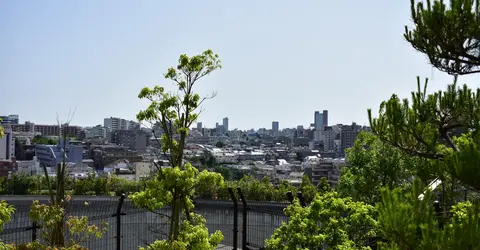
[0,126,15,160]
[0,158,17,177]
[302,156,346,187]
[35,139,83,168]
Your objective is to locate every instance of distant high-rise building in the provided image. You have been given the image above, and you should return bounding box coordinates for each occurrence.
[340,122,361,156]
[296,125,304,138]
[314,111,323,130]
[272,121,279,137]
[223,117,229,132]
[197,122,202,131]
[322,110,328,127]
[314,111,328,130]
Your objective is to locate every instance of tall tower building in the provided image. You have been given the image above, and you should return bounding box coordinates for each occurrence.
[272,121,279,137]
[314,111,323,130]
[222,117,229,132]
[322,110,328,127]
[197,122,202,131]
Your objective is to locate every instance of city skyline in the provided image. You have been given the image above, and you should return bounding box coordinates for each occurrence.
[2,1,476,130]
[2,110,357,132]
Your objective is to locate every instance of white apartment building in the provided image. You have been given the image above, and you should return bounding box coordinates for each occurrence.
[13,131,41,143]
[104,117,140,131]
[313,130,324,142]
[323,130,336,151]
[210,148,238,163]
[84,125,107,138]
[302,156,346,187]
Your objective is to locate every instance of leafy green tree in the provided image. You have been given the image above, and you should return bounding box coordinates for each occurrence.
[215,140,225,148]
[130,49,224,249]
[299,174,317,203]
[236,175,276,201]
[214,166,232,180]
[28,122,106,248]
[317,177,330,194]
[337,131,431,204]
[265,191,377,250]
[0,200,14,249]
[6,172,31,195]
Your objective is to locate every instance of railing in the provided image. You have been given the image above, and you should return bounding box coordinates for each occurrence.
[0,190,299,250]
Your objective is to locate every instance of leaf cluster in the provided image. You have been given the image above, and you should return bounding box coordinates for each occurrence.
[265,191,377,250]
[29,199,108,249]
[405,0,480,75]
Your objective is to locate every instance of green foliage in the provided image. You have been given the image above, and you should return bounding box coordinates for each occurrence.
[6,172,32,195]
[444,133,480,191]
[234,175,283,201]
[31,135,59,145]
[139,213,223,250]
[0,200,14,249]
[210,175,299,202]
[1,172,138,196]
[265,191,377,250]
[28,199,107,250]
[215,141,225,148]
[131,49,224,248]
[213,166,232,180]
[368,78,480,190]
[338,131,430,204]
[299,174,316,203]
[28,123,107,248]
[0,118,4,139]
[370,0,480,193]
[131,163,224,210]
[317,177,331,194]
[405,0,480,75]
[0,200,14,232]
[377,179,480,249]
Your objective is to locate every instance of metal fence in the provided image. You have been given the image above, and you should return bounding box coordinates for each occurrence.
[0,188,297,250]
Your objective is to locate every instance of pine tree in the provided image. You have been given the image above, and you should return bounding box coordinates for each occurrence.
[405,0,480,76]
[369,0,480,191]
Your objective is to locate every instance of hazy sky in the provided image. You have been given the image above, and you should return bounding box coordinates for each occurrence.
[2,1,479,130]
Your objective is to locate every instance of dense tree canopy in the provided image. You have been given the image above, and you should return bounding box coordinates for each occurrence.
[266,191,377,250]
[338,131,434,204]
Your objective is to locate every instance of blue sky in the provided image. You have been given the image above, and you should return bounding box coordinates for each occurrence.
[1,1,479,130]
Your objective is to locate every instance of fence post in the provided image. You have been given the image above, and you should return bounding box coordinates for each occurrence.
[116,193,126,250]
[31,222,37,242]
[228,187,238,250]
[286,191,294,204]
[237,187,247,250]
[297,192,306,207]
